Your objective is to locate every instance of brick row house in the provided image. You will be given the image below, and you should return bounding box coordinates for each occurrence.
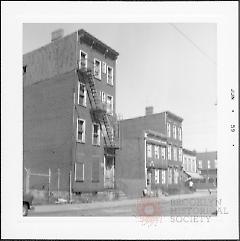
[23,29,119,197]
[196,151,217,188]
[115,107,184,197]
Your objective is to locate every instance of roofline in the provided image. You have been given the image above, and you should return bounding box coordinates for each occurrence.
[183,148,196,155]
[165,111,183,122]
[23,29,119,59]
[119,112,164,123]
[78,29,119,58]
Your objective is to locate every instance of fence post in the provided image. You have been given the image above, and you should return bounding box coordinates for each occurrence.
[69,170,72,203]
[26,168,30,194]
[48,168,51,203]
[57,168,60,200]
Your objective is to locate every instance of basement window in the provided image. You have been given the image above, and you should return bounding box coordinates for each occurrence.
[92,123,100,146]
[78,82,87,106]
[77,119,85,143]
[94,59,101,80]
[79,50,88,69]
[107,66,113,85]
[75,162,84,182]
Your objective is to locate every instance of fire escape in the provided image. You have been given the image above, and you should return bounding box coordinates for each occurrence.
[76,63,120,154]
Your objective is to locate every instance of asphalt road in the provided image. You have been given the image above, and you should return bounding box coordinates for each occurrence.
[28,195,217,217]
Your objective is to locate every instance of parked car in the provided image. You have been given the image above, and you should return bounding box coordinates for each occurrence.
[23,193,34,216]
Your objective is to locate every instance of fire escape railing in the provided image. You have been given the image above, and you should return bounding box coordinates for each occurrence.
[76,66,119,149]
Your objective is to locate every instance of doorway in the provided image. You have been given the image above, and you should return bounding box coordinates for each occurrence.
[104,156,115,189]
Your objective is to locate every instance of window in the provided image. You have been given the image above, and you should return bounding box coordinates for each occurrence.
[207,160,211,169]
[173,125,177,139]
[167,123,171,137]
[214,159,217,168]
[192,159,196,172]
[77,119,85,143]
[198,160,202,169]
[79,50,87,69]
[100,91,106,103]
[102,62,107,74]
[94,59,101,79]
[173,147,177,161]
[161,147,166,160]
[178,148,182,162]
[92,123,100,146]
[154,145,160,159]
[168,167,172,184]
[162,170,166,184]
[92,159,100,182]
[106,95,113,114]
[107,66,114,85]
[75,162,84,182]
[155,169,160,184]
[78,82,87,106]
[174,168,178,184]
[147,144,152,158]
[167,145,172,160]
[178,127,182,141]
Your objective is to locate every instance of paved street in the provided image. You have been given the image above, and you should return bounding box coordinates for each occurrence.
[28,191,217,217]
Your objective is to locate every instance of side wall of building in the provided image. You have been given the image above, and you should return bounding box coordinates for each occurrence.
[24,70,75,191]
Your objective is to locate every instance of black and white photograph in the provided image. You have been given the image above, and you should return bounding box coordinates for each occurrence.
[2,1,239,240]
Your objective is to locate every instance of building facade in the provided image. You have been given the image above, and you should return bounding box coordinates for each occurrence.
[115,107,184,197]
[182,148,203,184]
[196,151,217,188]
[23,29,119,196]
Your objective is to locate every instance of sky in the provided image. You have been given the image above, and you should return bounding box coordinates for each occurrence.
[23,23,217,152]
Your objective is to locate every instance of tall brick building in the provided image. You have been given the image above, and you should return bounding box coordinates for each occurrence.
[115,107,184,197]
[23,29,119,196]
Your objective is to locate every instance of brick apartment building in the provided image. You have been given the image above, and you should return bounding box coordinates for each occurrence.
[23,29,120,197]
[115,107,184,197]
[196,151,217,188]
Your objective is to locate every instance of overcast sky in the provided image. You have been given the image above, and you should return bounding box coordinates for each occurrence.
[23,23,217,152]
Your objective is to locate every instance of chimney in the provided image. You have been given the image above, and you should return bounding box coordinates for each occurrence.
[51,29,64,42]
[145,106,154,116]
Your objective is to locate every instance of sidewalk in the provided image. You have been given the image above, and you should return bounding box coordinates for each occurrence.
[33,189,217,213]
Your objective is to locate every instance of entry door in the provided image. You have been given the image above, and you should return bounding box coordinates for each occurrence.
[104,156,115,189]
[147,170,152,190]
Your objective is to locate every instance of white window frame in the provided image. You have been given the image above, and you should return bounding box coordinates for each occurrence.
[147,144,152,158]
[106,94,113,115]
[74,162,84,182]
[178,148,182,162]
[178,127,182,141]
[155,169,160,184]
[208,160,211,169]
[102,62,107,74]
[79,50,88,69]
[78,82,87,106]
[167,123,171,137]
[168,167,172,184]
[94,58,101,80]
[173,147,177,161]
[76,118,86,143]
[92,123,101,146]
[174,168,178,184]
[173,125,177,139]
[198,160,202,169]
[161,146,166,160]
[162,170,166,184]
[107,65,114,86]
[154,145,160,159]
[167,145,172,160]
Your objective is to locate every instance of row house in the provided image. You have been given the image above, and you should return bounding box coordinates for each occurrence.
[115,107,184,197]
[23,29,119,197]
[196,151,217,187]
